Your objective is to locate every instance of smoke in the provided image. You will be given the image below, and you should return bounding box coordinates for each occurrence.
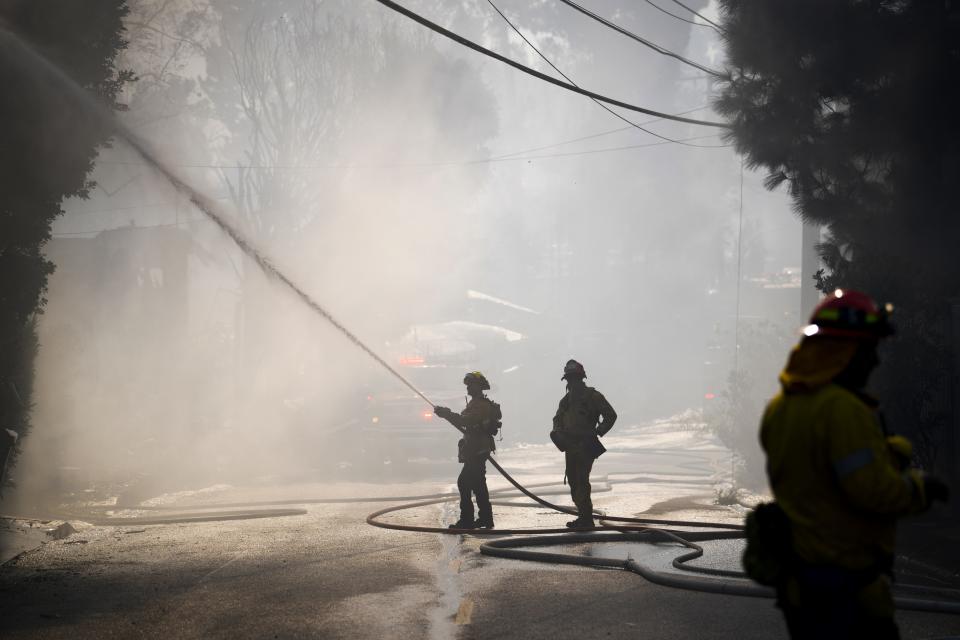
[5,0,800,509]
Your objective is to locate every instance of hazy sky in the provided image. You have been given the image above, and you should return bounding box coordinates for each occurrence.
[24,0,800,495]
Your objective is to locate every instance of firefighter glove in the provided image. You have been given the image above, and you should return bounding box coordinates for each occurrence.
[434,406,452,419]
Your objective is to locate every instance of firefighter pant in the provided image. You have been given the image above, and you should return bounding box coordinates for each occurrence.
[778,568,898,640]
[565,450,595,517]
[457,457,491,522]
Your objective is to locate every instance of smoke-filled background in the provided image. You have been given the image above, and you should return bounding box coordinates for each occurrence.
[8,0,802,508]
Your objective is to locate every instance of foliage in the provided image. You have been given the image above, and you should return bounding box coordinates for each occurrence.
[200,0,499,402]
[710,319,793,489]
[712,367,764,490]
[715,1,960,471]
[118,0,216,145]
[203,1,379,237]
[0,0,131,492]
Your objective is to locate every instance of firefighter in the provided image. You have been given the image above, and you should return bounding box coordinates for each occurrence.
[759,289,949,638]
[434,372,501,530]
[550,359,617,528]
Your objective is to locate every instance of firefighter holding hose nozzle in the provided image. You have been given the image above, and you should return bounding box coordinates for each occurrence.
[550,359,617,529]
[747,289,950,639]
[434,372,502,530]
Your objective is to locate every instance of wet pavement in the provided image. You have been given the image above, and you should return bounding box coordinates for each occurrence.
[2,422,959,639]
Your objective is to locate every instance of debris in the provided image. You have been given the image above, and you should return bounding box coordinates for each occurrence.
[45,522,76,540]
[454,598,474,625]
[715,483,739,506]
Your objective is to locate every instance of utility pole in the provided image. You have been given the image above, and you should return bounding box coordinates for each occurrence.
[800,223,821,320]
[951,301,960,517]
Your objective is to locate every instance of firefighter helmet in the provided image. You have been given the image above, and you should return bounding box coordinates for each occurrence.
[803,289,894,340]
[561,359,587,380]
[463,371,490,390]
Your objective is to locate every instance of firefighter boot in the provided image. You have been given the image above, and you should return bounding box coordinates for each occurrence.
[476,505,494,529]
[448,518,476,530]
[566,515,595,529]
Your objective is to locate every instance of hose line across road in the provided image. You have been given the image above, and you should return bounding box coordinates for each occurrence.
[363,453,960,616]
[86,455,958,615]
[26,456,960,616]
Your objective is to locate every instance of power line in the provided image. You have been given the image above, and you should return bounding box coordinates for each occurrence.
[94,105,719,172]
[512,132,723,159]
[666,0,725,32]
[555,0,727,78]
[63,134,728,235]
[369,0,728,128]
[52,218,204,238]
[642,0,718,31]
[66,201,173,216]
[485,0,729,149]
[94,131,726,173]
[491,105,715,158]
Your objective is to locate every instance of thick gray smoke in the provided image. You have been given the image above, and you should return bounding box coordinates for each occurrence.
[9,0,800,508]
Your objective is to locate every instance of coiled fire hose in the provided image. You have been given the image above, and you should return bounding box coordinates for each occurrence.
[362,445,960,615]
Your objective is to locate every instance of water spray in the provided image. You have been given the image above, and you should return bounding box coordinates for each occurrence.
[0,26,434,410]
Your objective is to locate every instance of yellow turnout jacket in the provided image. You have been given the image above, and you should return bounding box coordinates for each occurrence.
[761,381,926,571]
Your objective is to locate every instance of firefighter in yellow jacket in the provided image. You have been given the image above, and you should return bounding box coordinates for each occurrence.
[759,289,949,638]
[551,360,617,528]
[434,372,501,530]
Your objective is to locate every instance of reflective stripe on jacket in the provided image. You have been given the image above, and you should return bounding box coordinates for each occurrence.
[760,383,926,571]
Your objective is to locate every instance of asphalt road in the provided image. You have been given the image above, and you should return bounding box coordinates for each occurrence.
[2,423,959,639]
[1,484,444,639]
[2,486,959,639]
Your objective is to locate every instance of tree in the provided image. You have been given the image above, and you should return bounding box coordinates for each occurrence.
[119,0,216,148]
[205,1,375,240]
[203,3,498,320]
[715,1,960,471]
[0,0,132,492]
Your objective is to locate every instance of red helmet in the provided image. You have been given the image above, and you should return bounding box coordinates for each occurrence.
[803,289,894,340]
[561,359,587,380]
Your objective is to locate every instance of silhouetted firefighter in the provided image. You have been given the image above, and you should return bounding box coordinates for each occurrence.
[434,372,501,529]
[550,359,617,528]
[744,290,950,639]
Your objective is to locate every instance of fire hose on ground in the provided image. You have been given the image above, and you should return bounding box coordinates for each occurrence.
[14,460,960,614]
[364,453,960,615]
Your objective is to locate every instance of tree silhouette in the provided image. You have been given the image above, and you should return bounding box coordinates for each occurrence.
[0,0,132,491]
[715,0,960,471]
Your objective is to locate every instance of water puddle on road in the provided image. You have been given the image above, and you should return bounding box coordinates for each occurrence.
[427,500,466,640]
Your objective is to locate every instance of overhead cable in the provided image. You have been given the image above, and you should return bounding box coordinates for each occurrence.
[491,105,714,157]
[642,0,720,32]
[95,106,719,171]
[94,132,726,175]
[52,219,200,237]
[486,0,729,149]
[555,0,727,78]
[666,0,725,32]
[512,133,723,159]
[369,0,728,128]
